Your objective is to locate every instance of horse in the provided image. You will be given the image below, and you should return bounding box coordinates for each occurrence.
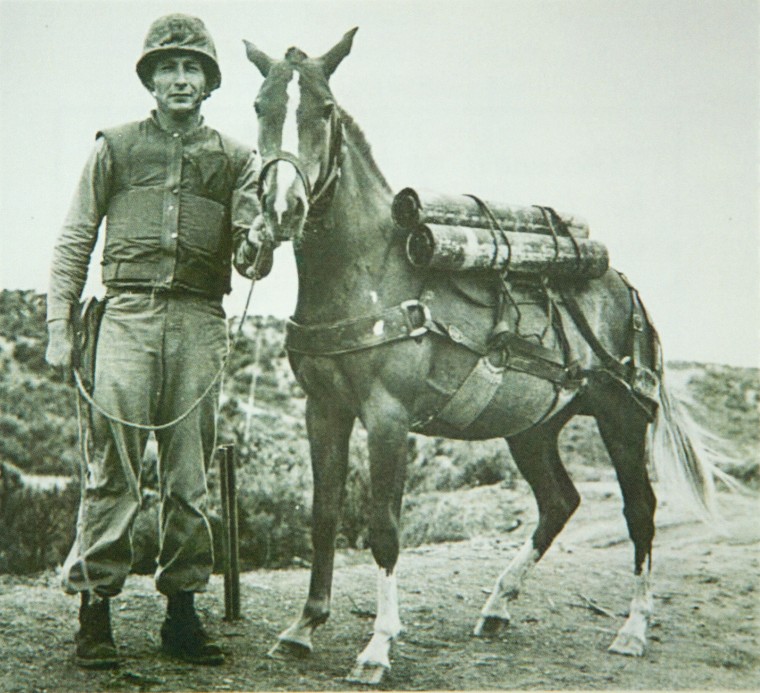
[243,28,730,684]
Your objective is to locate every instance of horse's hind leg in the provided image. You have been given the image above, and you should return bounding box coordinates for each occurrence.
[270,397,354,657]
[594,389,656,656]
[475,411,580,637]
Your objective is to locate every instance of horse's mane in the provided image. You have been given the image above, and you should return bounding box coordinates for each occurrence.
[338,106,391,193]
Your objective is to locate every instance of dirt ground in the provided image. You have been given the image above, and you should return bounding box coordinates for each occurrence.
[1,479,758,692]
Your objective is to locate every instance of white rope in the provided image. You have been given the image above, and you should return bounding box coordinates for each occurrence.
[243,330,263,442]
[74,246,266,432]
[74,355,227,432]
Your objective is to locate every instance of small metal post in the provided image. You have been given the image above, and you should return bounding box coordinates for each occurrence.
[217,443,240,621]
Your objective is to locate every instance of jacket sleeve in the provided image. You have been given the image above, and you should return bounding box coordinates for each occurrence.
[230,149,266,278]
[47,137,112,322]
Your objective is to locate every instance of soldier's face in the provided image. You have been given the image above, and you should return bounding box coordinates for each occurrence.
[151,55,208,116]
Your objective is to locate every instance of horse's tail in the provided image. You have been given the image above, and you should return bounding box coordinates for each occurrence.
[648,370,742,521]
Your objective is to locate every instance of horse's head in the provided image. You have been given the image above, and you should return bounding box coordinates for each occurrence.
[244,28,357,245]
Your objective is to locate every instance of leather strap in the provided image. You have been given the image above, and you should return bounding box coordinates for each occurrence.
[558,289,630,382]
[285,300,432,355]
[286,296,577,389]
[489,331,575,386]
[559,281,659,420]
[435,356,504,429]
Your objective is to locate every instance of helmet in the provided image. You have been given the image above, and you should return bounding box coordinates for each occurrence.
[136,14,221,93]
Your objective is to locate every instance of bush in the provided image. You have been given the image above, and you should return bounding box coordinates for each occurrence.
[4,289,754,577]
[686,364,760,455]
[213,419,313,569]
[0,463,78,574]
[337,433,372,549]
[406,437,517,493]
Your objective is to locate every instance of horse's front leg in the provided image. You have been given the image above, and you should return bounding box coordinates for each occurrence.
[269,396,354,658]
[347,393,407,684]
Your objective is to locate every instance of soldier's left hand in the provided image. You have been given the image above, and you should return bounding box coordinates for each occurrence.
[247,214,275,248]
[245,215,275,279]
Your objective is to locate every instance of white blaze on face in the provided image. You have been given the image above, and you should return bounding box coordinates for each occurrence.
[275,70,301,222]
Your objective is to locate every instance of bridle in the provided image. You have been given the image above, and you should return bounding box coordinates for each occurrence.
[257,151,313,202]
[256,101,344,237]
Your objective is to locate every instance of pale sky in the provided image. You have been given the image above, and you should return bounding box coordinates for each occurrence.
[1,0,758,367]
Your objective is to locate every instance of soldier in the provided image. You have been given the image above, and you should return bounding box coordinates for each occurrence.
[45,14,271,668]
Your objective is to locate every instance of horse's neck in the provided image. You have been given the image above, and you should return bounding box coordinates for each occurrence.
[293,127,420,324]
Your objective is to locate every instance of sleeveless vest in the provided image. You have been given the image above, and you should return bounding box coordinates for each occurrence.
[100,116,251,297]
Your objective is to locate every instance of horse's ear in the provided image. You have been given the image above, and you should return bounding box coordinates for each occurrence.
[319,27,358,78]
[243,39,274,77]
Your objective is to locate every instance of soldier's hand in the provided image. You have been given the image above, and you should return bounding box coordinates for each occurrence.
[245,243,274,280]
[246,215,275,279]
[45,319,74,370]
[247,214,275,247]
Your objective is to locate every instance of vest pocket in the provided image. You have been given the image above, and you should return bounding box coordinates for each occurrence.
[178,192,227,252]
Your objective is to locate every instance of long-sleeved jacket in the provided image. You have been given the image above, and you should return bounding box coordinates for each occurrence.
[48,112,260,321]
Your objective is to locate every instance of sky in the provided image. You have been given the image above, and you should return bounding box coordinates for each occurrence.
[1,0,758,367]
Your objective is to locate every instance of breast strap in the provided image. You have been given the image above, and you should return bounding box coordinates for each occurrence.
[285,298,577,388]
[285,300,433,356]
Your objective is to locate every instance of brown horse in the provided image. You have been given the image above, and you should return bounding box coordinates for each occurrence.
[244,29,730,684]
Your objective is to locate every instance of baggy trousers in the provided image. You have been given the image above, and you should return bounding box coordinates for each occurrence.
[62,292,227,597]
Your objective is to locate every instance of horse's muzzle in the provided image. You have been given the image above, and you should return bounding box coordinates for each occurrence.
[261,194,306,244]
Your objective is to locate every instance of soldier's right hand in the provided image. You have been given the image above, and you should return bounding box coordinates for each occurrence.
[45,319,74,369]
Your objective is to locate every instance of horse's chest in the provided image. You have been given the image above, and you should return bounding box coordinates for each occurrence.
[289,353,358,405]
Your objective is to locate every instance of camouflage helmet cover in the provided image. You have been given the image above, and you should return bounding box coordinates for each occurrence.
[136,14,221,92]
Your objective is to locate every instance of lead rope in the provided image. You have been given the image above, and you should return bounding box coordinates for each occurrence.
[69,241,265,597]
[73,248,265,432]
[73,391,95,593]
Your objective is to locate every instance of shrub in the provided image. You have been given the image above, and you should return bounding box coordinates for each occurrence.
[406,437,517,493]
[337,433,372,549]
[0,463,78,574]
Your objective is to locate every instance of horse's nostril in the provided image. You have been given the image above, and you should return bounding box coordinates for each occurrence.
[293,197,306,219]
[283,197,306,224]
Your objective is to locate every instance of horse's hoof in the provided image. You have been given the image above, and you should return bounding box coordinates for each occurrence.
[608,632,646,657]
[474,615,510,637]
[346,661,388,685]
[267,638,312,660]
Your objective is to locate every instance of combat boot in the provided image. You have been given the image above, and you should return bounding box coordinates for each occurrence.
[75,592,119,669]
[160,591,225,665]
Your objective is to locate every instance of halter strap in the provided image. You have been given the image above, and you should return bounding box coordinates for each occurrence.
[257,152,313,202]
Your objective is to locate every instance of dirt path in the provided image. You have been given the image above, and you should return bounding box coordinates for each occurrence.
[1,482,758,691]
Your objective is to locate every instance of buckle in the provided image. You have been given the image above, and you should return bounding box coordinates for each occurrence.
[632,366,659,400]
[400,300,430,338]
